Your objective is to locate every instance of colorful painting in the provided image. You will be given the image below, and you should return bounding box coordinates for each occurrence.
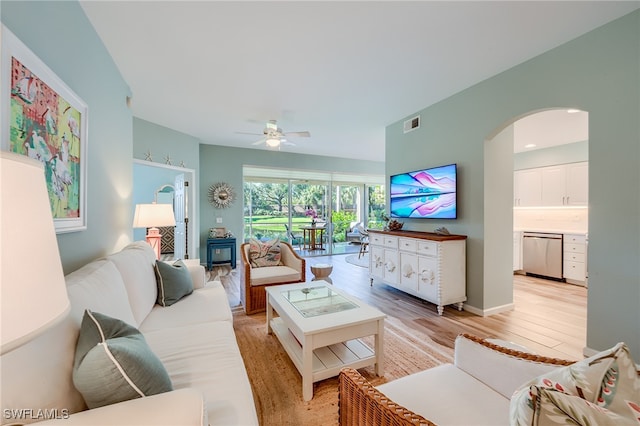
[2,25,87,233]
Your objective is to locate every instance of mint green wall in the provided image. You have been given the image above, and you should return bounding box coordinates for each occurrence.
[2,1,133,274]
[199,145,384,260]
[386,11,639,357]
[133,118,200,169]
[514,140,588,170]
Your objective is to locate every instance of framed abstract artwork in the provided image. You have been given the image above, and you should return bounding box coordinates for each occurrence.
[1,25,88,233]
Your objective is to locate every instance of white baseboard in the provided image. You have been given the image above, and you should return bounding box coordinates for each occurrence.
[463,303,514,317]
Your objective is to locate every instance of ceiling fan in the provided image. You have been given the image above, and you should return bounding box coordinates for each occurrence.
[237,120,310,148]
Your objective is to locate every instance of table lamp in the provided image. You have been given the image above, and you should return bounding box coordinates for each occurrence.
[1,152,71,355]
[132,203,176,259]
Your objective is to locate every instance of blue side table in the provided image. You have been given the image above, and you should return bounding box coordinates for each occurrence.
[207,238,236,270]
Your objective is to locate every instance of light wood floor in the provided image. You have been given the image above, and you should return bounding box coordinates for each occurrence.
[213,254,587,361]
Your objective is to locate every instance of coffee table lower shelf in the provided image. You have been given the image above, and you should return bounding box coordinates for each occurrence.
[270,317,375,383]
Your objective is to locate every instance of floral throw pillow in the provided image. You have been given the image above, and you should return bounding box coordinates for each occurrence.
[510,342,640,425]
[249,238,282,268]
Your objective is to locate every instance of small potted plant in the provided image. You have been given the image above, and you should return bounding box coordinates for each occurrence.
[305,208,318,226]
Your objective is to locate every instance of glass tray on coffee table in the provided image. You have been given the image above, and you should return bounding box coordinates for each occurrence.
[281,285,357,318]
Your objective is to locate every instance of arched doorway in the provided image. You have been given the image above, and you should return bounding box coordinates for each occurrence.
[483,108,589,314]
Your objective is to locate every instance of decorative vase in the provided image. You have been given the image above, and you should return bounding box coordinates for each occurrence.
[388,220,404,231]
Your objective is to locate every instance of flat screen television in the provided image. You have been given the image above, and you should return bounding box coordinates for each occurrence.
[390,163,457,219]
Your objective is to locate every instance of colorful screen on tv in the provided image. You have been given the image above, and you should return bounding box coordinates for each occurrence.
[390,164,457,219]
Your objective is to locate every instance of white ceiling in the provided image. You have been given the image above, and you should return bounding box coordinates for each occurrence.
[80,1,638,161]
[513,109,589,153]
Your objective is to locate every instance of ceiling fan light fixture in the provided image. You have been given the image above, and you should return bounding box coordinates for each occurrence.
[265,137,280,147]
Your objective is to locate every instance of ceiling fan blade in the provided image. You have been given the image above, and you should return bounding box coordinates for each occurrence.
[252,138,266,145]
[284,131,310,138]
[237,131,263,136]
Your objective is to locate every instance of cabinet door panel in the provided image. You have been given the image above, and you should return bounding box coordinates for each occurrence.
[383,249,399,284]
[399,252,418,292]
[514,169,542,206]
[566,163,588,206]
[564,260,585,281]
[370,246,385,279]
[541,166,566,206]
[417,256,439,302]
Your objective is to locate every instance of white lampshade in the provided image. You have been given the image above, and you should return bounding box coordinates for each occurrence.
[0,151,71,355]
[132,203,176,228]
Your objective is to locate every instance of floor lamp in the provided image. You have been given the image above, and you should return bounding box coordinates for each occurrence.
[1,152,71,355]
[133,203,176,259]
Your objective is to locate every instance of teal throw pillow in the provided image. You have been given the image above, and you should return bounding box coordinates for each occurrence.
[154,259,194,306]
[72,310,173,409]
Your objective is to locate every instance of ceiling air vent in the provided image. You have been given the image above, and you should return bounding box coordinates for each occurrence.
[403,115,420,133]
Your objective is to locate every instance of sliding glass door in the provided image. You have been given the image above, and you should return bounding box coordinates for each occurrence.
[243,167,384,257]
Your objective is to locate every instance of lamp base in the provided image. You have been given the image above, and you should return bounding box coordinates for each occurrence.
[146,227,163,259]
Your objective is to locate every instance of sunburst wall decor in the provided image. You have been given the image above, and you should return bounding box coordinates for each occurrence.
[208,182,235,209]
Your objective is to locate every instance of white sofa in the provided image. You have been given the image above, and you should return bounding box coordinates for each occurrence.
[338,334,575,426]
[0,241,258,425]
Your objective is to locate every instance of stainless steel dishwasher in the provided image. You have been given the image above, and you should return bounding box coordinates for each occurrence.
[522,232,564,280]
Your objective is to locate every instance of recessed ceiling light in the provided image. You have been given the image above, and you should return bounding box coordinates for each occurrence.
[567,108,581,113]
[524,143,537,149]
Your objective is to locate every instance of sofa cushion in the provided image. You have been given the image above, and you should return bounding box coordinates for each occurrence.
[454,334,564,399]
[510,342,639,425]
[377,364,510,425]
[73,310,173,409]
[249,265,301,286]
[249,238,282,267]
[36,388,206,426]
[144,321,259,425]
[139,281,233,333]
[154,259,194,306]
[107,241,158,326]
[65,259,136,327]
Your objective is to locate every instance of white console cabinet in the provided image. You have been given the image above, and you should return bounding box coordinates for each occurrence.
[369,230,467,315]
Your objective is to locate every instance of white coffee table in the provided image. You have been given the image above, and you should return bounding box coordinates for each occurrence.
[266,282,386,401]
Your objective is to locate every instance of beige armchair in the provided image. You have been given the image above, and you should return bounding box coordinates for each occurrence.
[240,241,306,314]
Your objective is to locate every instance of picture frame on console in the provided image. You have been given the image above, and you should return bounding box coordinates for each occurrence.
[1,25,88,234]
[210,227,227,238]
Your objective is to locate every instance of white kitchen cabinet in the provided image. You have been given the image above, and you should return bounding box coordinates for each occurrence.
[565,162,588,206]
[541,166,566,206]
[514,169,542,206]
[513,231,522,271]
[563,233,587,285]
[369,230,466,315]
[516,162,588,207]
